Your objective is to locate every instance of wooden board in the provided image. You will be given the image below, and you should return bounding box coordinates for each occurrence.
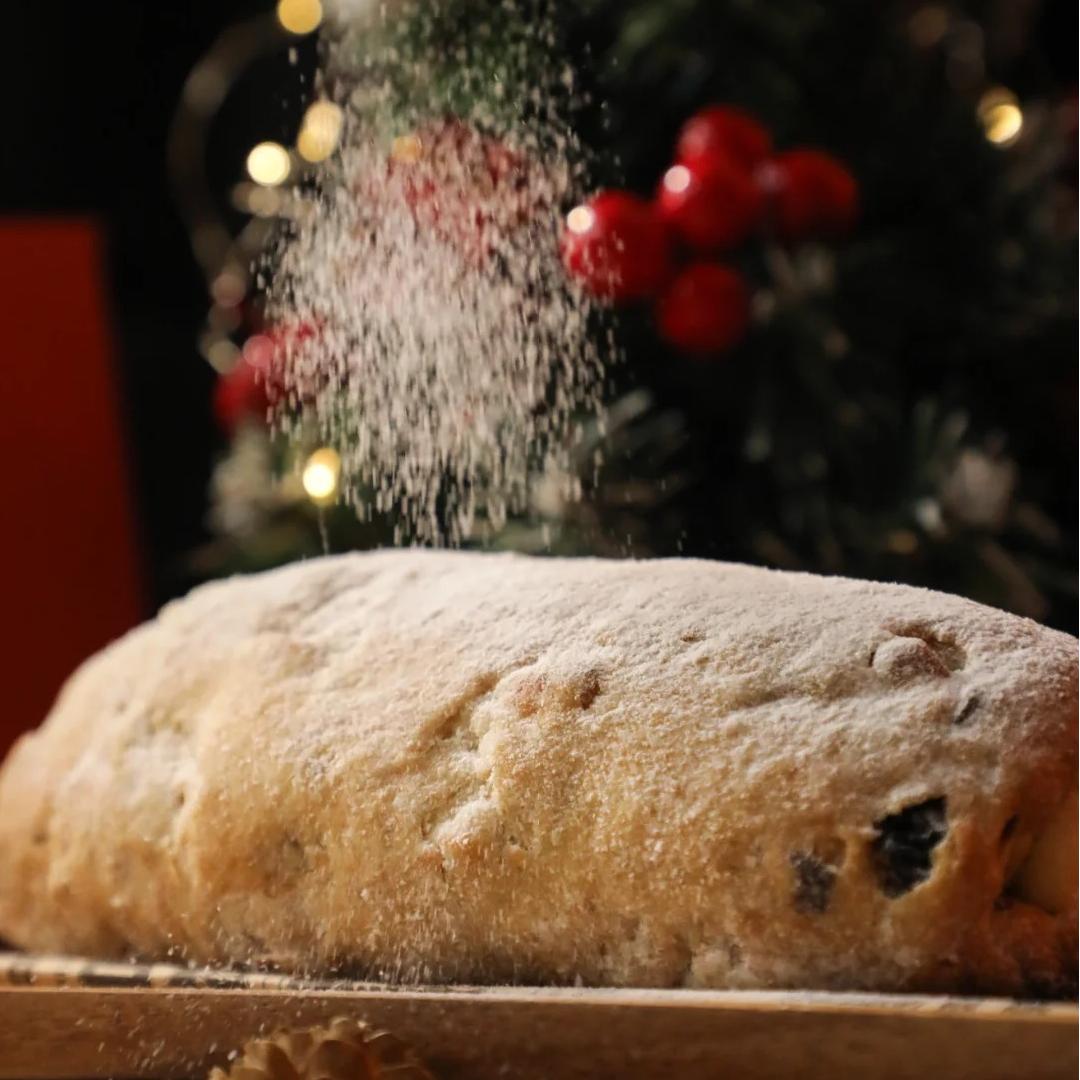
[0,983,1076,1080]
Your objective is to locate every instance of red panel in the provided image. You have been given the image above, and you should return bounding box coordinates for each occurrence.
[0,218,145,755]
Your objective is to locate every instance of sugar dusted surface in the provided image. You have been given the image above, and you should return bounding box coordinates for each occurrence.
[0,552,1075,996]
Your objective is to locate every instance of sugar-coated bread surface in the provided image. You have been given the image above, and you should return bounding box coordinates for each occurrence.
[0,551,1076,995]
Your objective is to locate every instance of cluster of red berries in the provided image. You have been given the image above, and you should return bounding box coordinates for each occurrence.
[560,105,859,356]
[213,320,318,434]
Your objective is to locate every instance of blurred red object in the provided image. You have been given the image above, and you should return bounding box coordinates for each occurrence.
[656,261,750,354]
[560,190,673,301]
[675,105,773,170]
[757,149,860,240]
[0,218,144,757]
[657,154,764,251]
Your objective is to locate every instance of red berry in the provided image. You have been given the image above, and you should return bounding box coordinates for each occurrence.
[561,190,672,302]
[757,149,859,240]
[656,262,750,355]
[657,153,764,252]
[213,355,272,434]
[247,320,318,373]
[677,106,773,170]
[213,320,319,434]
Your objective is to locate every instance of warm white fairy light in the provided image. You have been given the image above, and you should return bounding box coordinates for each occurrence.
[566,205,595,235]
[297,100,344,163]
[248,185,283,216]
[210,268,246,308]
[390,133,424,164]
[302,447,341,503]
[205,338,240,373]
[662,164,692,194]
[978,88,1023,148]
[984,103,1023,145]
[277,0,323,36]
[246,141,292,186]
[908,5,949,49]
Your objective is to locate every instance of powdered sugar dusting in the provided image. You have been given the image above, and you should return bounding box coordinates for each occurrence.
[265,3,610,542]
[2,550,1076,993]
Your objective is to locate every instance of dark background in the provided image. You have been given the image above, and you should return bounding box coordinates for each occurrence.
[0,1,1075,616]
[1,2,317,612]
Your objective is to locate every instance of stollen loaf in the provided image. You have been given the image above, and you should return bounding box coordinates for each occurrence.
[0,551,1076,996]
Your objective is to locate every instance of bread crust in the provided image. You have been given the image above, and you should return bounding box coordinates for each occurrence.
[0,551,1075,994]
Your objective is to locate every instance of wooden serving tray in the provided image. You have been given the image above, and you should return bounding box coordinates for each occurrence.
[0,954,1076,1079]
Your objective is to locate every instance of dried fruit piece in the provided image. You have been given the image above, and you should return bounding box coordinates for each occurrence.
[953,692,981,725]
[790,851,837,914]
[871,797,948,898]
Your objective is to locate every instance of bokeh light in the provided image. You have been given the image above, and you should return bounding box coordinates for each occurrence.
[978,88,1023,147]
[662,164,692,195]
[246,141,291,186]
[302,448,342,503]
[390,133,424,164]
[566,205,596,235]
[242,333,276,372]
[277,0,323,36]
[297,100,344,163]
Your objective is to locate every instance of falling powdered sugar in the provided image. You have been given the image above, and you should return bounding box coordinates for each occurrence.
[265,1,612,543]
